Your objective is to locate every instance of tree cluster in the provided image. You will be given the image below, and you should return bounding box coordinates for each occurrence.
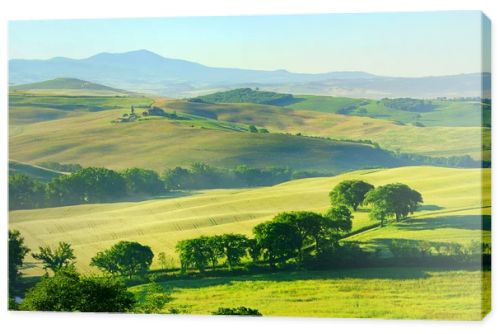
[9,167,164,210]
[189,88,295,106]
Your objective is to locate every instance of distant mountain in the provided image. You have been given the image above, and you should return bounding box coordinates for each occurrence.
[9,50,490,98]
[11,78,131,95]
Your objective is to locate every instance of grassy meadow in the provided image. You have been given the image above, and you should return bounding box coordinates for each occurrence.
[131,268,490,320]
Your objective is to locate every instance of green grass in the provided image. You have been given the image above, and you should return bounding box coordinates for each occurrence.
[130,268,490,319]
[287,95,486,128]
[162,100,486,159]
[9,160,63,182]
[10,166,490,276]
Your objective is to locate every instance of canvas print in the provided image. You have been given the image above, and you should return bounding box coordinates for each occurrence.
[8,11,491,319]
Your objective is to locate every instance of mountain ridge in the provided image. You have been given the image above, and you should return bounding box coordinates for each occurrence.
[9,49,490,98]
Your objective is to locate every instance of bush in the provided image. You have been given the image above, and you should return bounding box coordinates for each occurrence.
[21,269,135,312]
[212,306,262,316]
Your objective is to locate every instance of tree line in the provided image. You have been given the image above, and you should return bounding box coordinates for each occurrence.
[175,180,424,272]
[10,163,327,210]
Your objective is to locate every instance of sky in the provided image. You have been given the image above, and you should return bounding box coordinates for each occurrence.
[8,11,490,77]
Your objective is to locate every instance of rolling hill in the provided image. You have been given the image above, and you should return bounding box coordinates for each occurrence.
[10,166,490,276]
[9,160,63,182]
[159,99,486,159]
[9,50,490,98]
[10,78,133,96]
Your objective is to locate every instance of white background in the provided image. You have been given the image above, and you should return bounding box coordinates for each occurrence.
[0,1,497,333]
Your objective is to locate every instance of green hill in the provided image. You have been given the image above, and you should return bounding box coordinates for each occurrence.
[9,160,63,182]
[190,88,296,106]
[286,95,489,128]
[10,78,133,96]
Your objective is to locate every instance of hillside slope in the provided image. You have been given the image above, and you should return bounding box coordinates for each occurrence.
[9,160,63,182]
[10,166,489,275]
[10,78,133,96]
[161,100,485,159]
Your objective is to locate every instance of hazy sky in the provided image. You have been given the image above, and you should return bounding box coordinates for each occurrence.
[8,11,489,77]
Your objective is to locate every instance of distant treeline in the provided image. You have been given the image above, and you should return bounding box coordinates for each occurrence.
[393,152,485,168]
[38,161,83,173]
[9,163,327,210]
[188,88,297,106]
[380,98,435,112]
[163,163,325,190]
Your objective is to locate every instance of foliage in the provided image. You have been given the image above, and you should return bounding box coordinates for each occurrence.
[32,242,76,274]
[253,220,301,268]
[47,167,127,206]
[91,241,154,278]
[212,306,262,316]
[381,98,435,112]
[21,268,135,312]
[8,230,30,291]
[218,234,250,269]
[9,173,46,210]
[190,88,295,106]
[162,163,311,190]
[176,237,212,273]
[121,167,164,195]
[364,183,423,225]
[329,180,374,210]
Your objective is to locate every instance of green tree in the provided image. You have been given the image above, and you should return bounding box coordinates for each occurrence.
[212,306,262,316]
[176,237,212,273]
[9,173,46,210]
[248,125,258,133]
[270,211,325,260]
[21,268,135,312]
[47,167,126,205]
[218,234,249,270]
[32,242,76,274]
[253,220,301,269]
[121,168,164,195]
[364,183,423,225]
[205,236,224,271]
[329,180,374,211]
[8,230,30,292]
[90,241,154,278]
[323,205,353,246]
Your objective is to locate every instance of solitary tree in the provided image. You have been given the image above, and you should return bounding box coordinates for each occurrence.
[253,221,301,269]
[90,241,154,278]
[21,268,135,312]
[8,230,30,293]
[364,183,423,225]
[32,242,76,274]
[329,180,374,211]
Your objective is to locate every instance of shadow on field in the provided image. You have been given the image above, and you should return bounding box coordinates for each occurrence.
[417,204,443,211]
[156,267,433,291]
[109,190,201,204]
[396,214,490,231]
